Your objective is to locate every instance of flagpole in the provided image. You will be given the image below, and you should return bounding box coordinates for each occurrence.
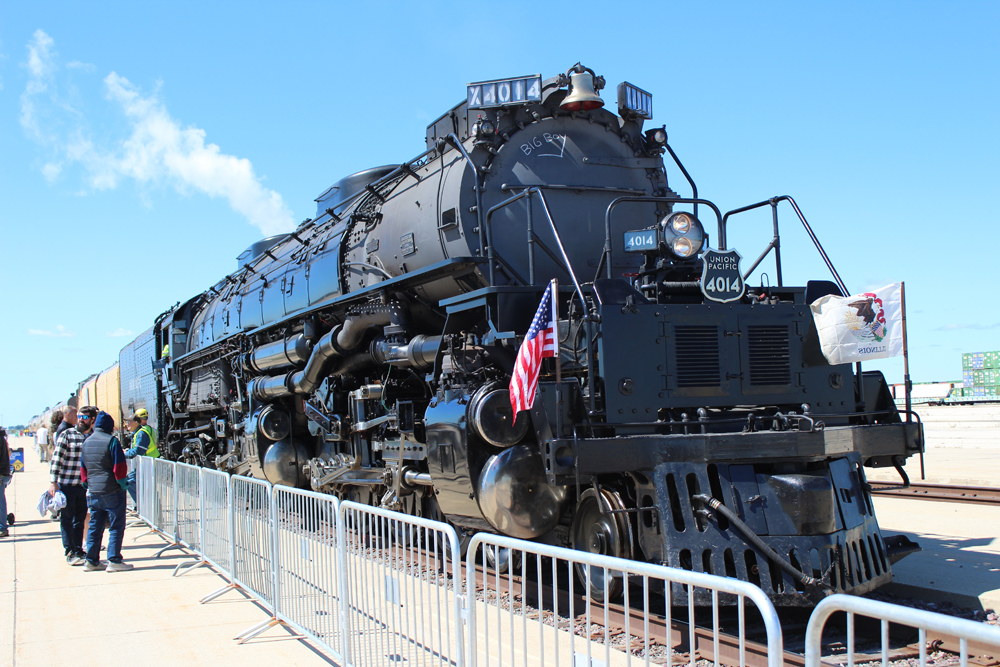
[900,281,923,480]
[552,278,561,385]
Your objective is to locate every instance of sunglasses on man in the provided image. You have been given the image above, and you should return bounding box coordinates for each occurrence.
[77,414,93,421]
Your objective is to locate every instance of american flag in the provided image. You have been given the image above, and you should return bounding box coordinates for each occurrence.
[509,282,558,420]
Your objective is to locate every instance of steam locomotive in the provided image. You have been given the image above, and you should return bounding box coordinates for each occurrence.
[114,63,922,605]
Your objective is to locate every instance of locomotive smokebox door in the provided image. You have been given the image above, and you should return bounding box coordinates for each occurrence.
[700,249,745,303]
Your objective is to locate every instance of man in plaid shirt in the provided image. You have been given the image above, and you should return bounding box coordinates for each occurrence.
[49,405,97,565]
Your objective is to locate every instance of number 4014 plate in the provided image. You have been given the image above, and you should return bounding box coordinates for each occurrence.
[623,229,658,252]
[701,249,745,303]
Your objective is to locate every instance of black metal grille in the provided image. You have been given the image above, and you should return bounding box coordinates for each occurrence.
[675,326,720,387]
[747,325,791,386]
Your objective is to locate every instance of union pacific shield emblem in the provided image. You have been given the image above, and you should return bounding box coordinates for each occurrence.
[700,249,745,303]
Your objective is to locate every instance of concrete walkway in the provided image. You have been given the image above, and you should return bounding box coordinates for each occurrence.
[1,436,339,667]
[866,404,1000,611]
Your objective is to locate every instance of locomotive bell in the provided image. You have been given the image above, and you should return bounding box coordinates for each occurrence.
[560,71,604,111]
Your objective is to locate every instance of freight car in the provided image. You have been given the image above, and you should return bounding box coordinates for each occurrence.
[82,64,923,604]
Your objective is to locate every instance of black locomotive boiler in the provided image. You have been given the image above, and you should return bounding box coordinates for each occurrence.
[120,63,922,605]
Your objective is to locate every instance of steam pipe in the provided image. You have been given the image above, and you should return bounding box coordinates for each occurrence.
[252,304,408,400]
[241,334,313,374]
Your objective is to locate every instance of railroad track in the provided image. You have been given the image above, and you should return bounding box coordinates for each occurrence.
[869,482,1000,506]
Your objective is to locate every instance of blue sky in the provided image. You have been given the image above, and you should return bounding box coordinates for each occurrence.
[1,1,998,425]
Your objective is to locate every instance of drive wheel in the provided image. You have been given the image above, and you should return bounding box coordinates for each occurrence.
[484,543,522,575]
[570,488,633,603]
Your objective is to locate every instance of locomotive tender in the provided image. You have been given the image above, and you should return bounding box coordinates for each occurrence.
[119,63,922,605]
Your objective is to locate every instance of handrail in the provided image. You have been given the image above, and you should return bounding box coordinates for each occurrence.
[483,187,589,311]
[722,195,848,296]
[445,134,485,260]
[722,196,862,406]
[603,196,724,280]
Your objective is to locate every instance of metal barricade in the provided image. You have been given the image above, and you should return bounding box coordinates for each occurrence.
[152,458,177,543]
[134,456,155,529]
[339,500,465,667]
[170,462,207,576]
[272,486,346,662]
[467,534,783,667]
[805,594,1000,667]
[199,467,232,576]
[230,475,277,642]
[175,462,202,553]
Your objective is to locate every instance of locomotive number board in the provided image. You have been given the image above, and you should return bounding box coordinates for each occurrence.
[468,75,542,109]
[624,229,658,252]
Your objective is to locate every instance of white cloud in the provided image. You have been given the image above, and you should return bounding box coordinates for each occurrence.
[20,30,56,140]
[19,32,295,236]
[67,61,96,73]
[26,29,54,78]
[28,325,76,338]
[42,162,62,181]
[106,328,134,338]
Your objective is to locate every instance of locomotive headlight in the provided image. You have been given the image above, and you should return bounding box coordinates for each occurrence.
[660,211,705,259]
[671,237,695,258]
[671,213,692,234]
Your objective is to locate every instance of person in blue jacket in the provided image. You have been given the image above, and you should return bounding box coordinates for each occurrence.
[80,412,133,572]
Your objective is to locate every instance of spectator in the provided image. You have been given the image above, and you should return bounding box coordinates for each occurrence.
[50,411,77,523]
[49,405,97,565]
[81,412,132,572]
[35,422,50,463]
[53,410,76,449]
[124,408,158,506]
[1,427,10,538]
[48,410,64,461]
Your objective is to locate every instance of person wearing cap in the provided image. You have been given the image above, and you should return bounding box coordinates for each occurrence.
[80,411,132,572]
[123,408,158,506]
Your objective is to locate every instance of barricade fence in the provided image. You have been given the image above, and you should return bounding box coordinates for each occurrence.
[806,595,1000,667]
[199,467,232,576]
[339,500,465,667]
[272,486,345,661]
[467,533,783,667]
[175,462,201,553]
[134,459,1000,667]
[152,458,177,543]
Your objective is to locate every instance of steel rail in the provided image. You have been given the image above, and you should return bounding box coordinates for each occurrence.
[869,482,1000,506]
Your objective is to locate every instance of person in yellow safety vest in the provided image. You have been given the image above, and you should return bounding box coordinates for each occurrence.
[123,408,158,507]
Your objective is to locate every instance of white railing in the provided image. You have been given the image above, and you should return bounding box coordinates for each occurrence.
[174,462,202,554]
[272,486,346,661]
[467,532,783,667]
[806,594,1000,667]
[339,500,465,667]
[134,459,1000,667]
